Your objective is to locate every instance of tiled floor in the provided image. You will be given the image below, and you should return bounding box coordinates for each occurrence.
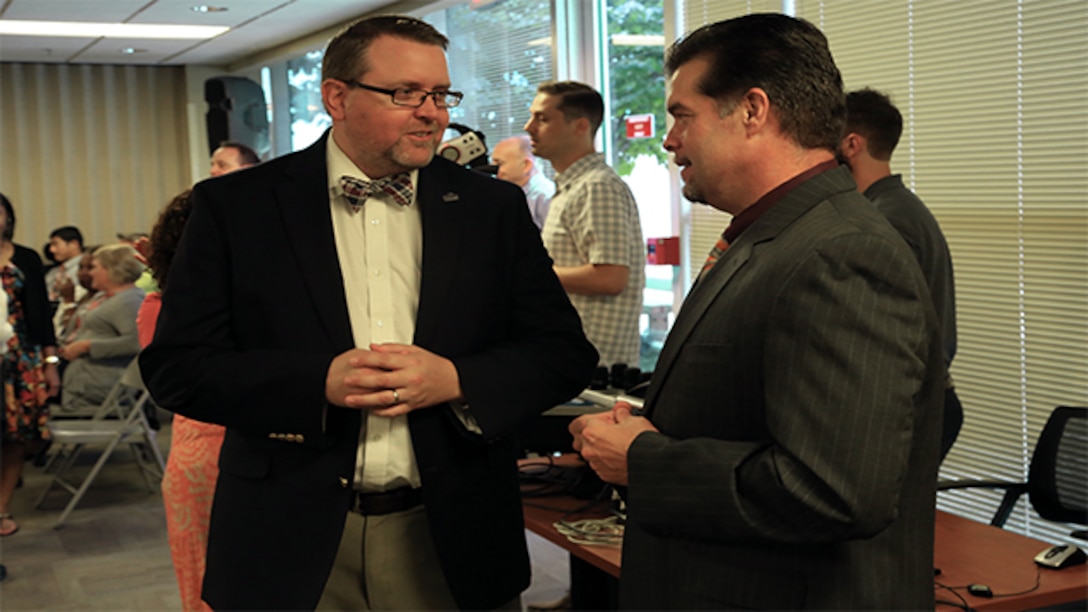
[0,417,572,611]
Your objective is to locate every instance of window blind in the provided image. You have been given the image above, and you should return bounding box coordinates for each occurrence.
[428,0,555,151]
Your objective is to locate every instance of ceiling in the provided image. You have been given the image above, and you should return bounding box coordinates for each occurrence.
[0,0,425,67]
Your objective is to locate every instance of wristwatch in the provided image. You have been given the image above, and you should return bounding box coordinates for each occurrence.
[44,355,60,365]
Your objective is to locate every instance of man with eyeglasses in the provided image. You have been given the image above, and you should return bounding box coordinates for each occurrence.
[141,14,596,611]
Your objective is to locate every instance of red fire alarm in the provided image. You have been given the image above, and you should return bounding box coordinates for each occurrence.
[646,237,680,265]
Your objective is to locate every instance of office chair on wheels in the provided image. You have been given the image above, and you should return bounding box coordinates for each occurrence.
[938,406,1087,539]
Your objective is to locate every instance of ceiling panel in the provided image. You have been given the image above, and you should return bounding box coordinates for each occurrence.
[2,0,151,22]
[0,35,93,63]
[0,0,405,66]
[72,37,205,65]
[134,0,293,26]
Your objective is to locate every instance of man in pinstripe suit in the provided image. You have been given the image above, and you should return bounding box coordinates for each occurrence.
[571,14,945,610]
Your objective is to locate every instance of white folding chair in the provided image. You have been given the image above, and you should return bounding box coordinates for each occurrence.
[35,359,166,528]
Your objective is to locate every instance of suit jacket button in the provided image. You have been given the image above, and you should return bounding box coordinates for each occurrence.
[339,477,349,488]
[297,434,305,443]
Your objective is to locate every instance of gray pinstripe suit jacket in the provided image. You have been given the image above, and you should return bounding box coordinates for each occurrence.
[622,166,944,610]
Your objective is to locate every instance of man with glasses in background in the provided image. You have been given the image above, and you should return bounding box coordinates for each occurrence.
[142,14,596,611]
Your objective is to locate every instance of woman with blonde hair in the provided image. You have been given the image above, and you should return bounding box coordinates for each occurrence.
[59,243,144,415]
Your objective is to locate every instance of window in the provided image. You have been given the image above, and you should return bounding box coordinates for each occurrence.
[287,51,329,152]
[427,0,555,149]
[603,0,671,371]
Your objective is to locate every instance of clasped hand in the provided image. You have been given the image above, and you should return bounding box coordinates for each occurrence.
[58,340,91,360]
[325,343,462,417]
[570,402,658,486]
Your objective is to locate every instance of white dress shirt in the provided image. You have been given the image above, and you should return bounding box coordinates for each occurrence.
[326,134,423,492]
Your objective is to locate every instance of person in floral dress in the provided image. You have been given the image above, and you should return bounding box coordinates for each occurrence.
[0,193,61,537]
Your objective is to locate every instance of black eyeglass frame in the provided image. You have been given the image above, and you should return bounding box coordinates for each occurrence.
[343,79,464,109]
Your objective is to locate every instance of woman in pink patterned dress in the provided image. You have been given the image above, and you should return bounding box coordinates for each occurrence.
[137,190,225,612]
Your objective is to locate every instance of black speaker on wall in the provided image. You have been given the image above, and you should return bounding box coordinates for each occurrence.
[205,76,270,159]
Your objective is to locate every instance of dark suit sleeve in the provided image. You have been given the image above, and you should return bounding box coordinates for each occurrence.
[140,183,332,437]
[628,232,933,544]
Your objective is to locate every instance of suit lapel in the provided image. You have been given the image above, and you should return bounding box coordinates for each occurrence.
[643,241,751,413]
[413,162,465,345]
[644,167,856,414]
[274,132,354,351]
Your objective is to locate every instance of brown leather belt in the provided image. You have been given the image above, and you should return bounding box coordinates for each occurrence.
[350,486,423,516]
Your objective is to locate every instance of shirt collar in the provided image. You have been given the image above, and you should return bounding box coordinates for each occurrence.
[862,174,904,199]
[63,256,82,274]
[553,152,604,193]
[723,159,839,244]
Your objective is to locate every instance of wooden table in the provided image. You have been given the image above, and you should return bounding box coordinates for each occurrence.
[522,496,621,578]
[522,496,1087,609]
[934,511,1087,610]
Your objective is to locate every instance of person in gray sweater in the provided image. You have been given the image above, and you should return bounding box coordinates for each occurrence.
[59,243,145,415]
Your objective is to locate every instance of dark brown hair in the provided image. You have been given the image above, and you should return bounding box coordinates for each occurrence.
[535,81,605,135]
[322,15,448,83]
[844,88,903,161]
[148,190,194,290]
[666,13,845,152]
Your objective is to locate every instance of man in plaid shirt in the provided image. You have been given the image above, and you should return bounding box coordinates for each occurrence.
[524,81,645,368]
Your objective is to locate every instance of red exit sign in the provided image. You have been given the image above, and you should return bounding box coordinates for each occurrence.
[625,114,654,139]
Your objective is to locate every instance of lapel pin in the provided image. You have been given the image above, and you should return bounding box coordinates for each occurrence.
[442,192,460,202]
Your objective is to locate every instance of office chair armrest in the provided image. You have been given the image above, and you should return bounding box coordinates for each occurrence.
[937,479,1024,491]
[937,480,1029,527]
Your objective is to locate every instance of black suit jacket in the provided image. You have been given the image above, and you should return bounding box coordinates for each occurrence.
[12,243,57,349]
[140,132,597,610]
[621,167,944,609]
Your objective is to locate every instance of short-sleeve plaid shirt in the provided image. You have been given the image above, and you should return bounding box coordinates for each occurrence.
[542,153,644,367]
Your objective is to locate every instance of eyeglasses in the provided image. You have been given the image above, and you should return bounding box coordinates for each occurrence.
[344,80,464,109]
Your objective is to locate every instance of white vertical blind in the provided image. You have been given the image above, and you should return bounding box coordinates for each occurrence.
[681,0,1088,542]
[0,63,191,248]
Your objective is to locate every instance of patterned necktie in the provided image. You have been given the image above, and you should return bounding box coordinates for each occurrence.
[340,174,414,210]
[697,231,730,281]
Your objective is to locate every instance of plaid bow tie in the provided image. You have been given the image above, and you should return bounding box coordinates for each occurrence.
[340,173,414,210]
